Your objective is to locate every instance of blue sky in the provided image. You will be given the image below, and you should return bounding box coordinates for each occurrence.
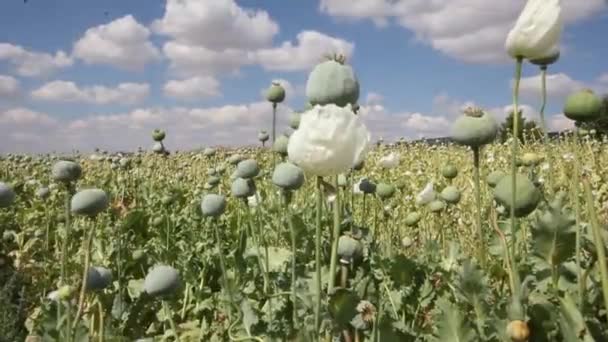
[0,0,607,153]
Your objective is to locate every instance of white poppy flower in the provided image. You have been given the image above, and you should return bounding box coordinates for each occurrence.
[379,152,400,169]
[287,104,371,177]
[505,0,562,60]
[416,182,435,206]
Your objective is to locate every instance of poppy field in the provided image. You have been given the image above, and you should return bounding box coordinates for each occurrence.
[2,0,608,341]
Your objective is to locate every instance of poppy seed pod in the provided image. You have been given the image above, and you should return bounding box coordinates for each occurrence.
[228,154,244,165]
[52,160,82,183]
[404,212,421,226]
[152,129,165,142]
[266,81,285,104]
[306,54,359,107]
[272,162,305,191]
[494,174,541,217]
[441,186,461,204]
[563,89,603,122]
[441,165,458,179]
[506,320,530,342]
[207,176,221,186]
[273,135,290,156]
[144,265,180,297]
[231,178,255,198]
[529,46,560,66]
[201,194,226,218]
[376,183,395,200]
[235,159,260,179]
[289,112,301,130]
[71,189,109,217]
[85,266,113,291]
[203,147,216,157]
[451,107,498,148]
[35,187,50,200]
[258,131,270,143]
[428,200,445,213]
[0,182,16,208]
[487,170,506,188]
[337,235,363,264]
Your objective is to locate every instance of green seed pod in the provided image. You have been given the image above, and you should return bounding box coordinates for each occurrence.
[201,194,226,218]
[236,159,260,179]
[404,212,421,226]
[520,152,543,167]
[376,183,395,200]
[152,129,165,142]
[144,265,180,297]
[451,107,498,148]
[529,49,560,66]
[161,195,174,206]
[272,162,304,191]
[563,89,603,122]
[0,182,16,208]
[337,235,363,264]
[440,186,461,204]
[577,128,589,137]
[207,176,221,186]
[289,112,301,130]
[203,147,216,157]
[57,285,75,300]
[258,130,269,143]
[306,54,359,107]
[266,81,286,104]
[71,189,109,217]
[401,236,414,248]
[486,170,506,188]
[86,266,112,291]
[228,154,243,165]
[273,135,289,156]
[52,160,82,183]
[428,200,446,213]
[35,187,50,200]
[493,174,541,217]
[441,164,458,179]
[231,178,255,198]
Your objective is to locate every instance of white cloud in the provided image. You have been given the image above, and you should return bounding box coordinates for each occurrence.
[73,15,160,70]
[152,0,279,50]
[0,75,20,97]
[549,114,575,131]
[517,72,608,99]
[255,31,354,71]
[164,76,221,100]
[319,0,607,64]
[598,73,608,84]
[155,0,353,76]
[162,41,254,76]
[32,80,150,105]
[0,43,73,77]
[0,102,294,153]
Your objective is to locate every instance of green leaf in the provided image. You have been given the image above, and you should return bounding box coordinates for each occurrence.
[531,196,576,267]
[433,298,476,342]
[558,294,595,342]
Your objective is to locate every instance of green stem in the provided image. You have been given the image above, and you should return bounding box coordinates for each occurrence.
[284,191,298,327]
[472,147,485,267]
[571,132,584,307]
[510,57,523,265]
[538,66,553,190]
[162,300,181,342]
[328,176,341,293]
[272,102,277,144]
[213,219,234,321]
[72,220,96,335]
[582,180,608,315]
[314,176,323,337]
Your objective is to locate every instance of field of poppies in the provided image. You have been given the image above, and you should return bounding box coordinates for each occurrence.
[2,0,608,341]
